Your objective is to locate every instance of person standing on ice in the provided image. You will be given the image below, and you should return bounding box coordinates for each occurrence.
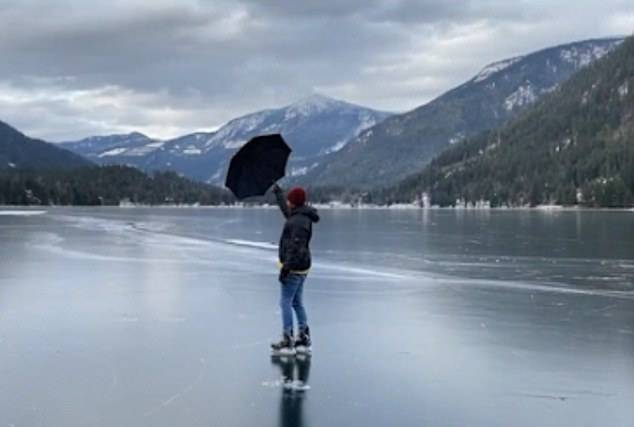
[270,184,319,356]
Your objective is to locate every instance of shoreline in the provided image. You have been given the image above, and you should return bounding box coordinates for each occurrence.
[1,204,633,212]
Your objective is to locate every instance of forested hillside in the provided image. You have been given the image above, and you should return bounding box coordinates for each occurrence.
[377,37,634,208]
[307,38,623,189]
[1,120,91,171]
[0,166,233,206]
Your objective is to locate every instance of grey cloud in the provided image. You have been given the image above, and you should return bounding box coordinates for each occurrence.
[240,0,521,24]
[0,0,632,140]
[239,0,374,18]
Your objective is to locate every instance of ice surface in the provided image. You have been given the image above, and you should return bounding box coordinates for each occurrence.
[0,208,632,427]
[225,239,278,250]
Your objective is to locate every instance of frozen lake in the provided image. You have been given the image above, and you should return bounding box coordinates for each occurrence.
[1,207,633,426]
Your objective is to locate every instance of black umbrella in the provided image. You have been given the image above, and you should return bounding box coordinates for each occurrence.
[225,134,292,200]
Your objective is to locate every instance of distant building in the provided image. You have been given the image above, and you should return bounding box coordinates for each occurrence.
[576,188,584,203]
[420,192,430,208]
[475,199,491,209]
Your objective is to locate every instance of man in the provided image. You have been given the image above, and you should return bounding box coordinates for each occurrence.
[270,184,320,356]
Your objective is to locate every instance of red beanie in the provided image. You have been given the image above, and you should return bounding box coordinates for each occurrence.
[287,187,306,206]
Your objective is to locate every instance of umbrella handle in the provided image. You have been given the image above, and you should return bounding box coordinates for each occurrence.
[271,182,283,194]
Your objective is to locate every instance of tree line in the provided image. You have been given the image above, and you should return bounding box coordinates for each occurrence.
[0,165,233,206]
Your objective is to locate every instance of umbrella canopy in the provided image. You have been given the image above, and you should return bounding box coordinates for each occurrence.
[225,134,292,200]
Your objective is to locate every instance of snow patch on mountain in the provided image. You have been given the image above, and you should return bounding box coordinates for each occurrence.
[325,139,349,154]
[504,84,538,111]
[618,81,629,98]
[125,142,167,157]
[355,111,380,134]
[474,56,524,82]
[222,139,245,149]
[208,169,223,183]
[559,40,623,68]
[99,148,128,157]
[183,147,202,155]
[290,163,319,177]
[357,129,374,145]
[62,132,161,160]
[202,112,272,150]
[325,111,381,154]
[232,114,268,134]
[284,94,336,120]
[449,133,465,145]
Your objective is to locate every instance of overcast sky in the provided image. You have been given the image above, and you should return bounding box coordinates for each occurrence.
[1,0,632,141]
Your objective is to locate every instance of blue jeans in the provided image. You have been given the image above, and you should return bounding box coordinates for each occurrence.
[280,273,308,335]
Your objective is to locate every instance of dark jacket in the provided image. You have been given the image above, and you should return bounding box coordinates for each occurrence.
[275,188,320,271]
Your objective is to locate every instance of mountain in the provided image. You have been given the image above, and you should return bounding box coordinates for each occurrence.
[59,132,162,167]
[61,94,392,183]
[306,37,624,189]
[377,36,634,208]
[0,120,92,171]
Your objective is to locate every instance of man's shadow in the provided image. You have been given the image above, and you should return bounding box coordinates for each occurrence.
[270,355,311,427]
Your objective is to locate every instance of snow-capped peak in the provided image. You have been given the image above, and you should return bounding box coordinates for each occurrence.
[285,93,341,118]
[293,93,337,106]
[88,131,150,141]
[127,131,150,139]
[473,56,524,83]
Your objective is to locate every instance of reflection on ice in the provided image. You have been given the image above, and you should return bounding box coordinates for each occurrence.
[270,356,311,427]
[265,356,311,392]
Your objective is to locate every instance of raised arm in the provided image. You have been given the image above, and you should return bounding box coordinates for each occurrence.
[272,184,290,218]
